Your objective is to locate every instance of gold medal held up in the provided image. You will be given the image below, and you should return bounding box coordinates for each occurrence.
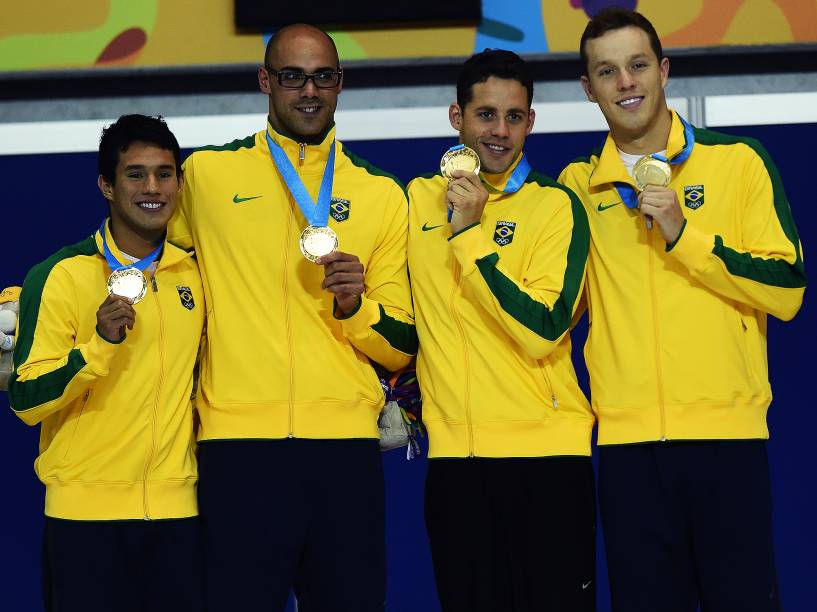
[440,145,480,181]
[300,225,339,263]
[107,267,148,304]
[633,156,671,191]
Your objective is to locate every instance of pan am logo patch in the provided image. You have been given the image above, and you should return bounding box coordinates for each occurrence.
[494,221,516,246]
[684,185,704,210]
[177,286,195,310]
[330,197,351,222]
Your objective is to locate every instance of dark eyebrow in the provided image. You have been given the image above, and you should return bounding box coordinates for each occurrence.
[123,164,175,171]
[590,53,649,71]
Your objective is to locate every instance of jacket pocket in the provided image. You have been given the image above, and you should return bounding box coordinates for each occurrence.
[538,358,559,410]
[62,389,91,462]
[734,309,759,386]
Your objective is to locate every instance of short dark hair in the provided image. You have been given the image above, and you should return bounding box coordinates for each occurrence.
[580,8,663,74]
[457,49,533,109]
[98,114,182,184]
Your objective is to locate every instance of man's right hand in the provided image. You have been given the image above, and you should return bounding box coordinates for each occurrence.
[96,294,136,342]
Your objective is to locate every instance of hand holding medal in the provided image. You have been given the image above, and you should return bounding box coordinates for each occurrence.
[317,250,365,316]
[96,294,136,342]
[440,145,487,232]
[632,156,671,230]
[633,157,686,243]
[613,116,696,242]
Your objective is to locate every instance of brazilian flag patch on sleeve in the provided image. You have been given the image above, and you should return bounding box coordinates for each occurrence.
[330,197,351,222]
[684,185,704,210]
[494,220,516,246]
[176,286,195,310]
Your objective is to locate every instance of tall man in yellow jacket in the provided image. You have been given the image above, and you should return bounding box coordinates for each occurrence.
[559,9,806,612]
[9,115,204,612]
[167,24,416,611]
[408,50,594,612]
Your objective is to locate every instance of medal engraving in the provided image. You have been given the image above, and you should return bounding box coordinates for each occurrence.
[300,225,339,263]
[107,267,148,304]
[633,156,672,191]
[440,146,481,180]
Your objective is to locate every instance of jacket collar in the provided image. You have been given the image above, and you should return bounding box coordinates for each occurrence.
[94,219,193,272]
[590,109,687,189]
[263,121,338,177]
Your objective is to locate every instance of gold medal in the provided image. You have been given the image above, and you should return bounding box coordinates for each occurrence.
[300,225,338,263]
[107,267,148,304]
[440,146,480,181]
[633,156,672,191]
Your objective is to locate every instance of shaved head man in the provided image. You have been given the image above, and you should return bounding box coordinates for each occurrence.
[168,22,416,612]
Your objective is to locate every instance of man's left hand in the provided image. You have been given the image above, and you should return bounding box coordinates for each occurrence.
[638,185,685,244]
[317,251,365,316]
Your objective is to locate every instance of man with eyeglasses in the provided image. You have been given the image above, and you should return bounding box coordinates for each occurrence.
[168,23,416,611]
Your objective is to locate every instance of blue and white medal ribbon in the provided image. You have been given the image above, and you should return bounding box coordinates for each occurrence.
[266,132,338,262]
[101,220,162,303]
[485,153,532,194]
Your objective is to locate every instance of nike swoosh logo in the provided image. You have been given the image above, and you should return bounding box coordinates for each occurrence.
[597,202,621,212]
[233,194,262,204]
[582,580,592,590]
[422,222,444,231]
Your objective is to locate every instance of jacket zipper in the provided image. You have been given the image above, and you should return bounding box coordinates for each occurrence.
[143,273,164,519]
[285,151,299,437]
[647,235,667,441]
[450,262,474,457]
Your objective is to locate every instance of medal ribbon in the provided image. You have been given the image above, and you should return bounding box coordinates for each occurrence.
[266,132,335,227]
[99,220,162,273]
[482,153,532,195]
[614,115,696,209]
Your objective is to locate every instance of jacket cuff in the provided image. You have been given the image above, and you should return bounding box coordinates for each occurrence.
[667,221,715,273]
[665,219,687,252]
[449,224,496,275]
[337,296,380,338]
[80,329,122,376]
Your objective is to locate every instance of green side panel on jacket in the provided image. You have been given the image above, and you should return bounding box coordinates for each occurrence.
[475,174,590,341]
[194,134,256,153]
[9,349,87,412]
[371,304,419,356]
[694,127,807,288]
[340,143,407,196]
[9,236,98,410]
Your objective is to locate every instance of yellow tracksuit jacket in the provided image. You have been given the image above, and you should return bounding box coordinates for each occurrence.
[559,111,806,445]
[168,123,416,441]
[9,222,204,520]
[408,158,593,458]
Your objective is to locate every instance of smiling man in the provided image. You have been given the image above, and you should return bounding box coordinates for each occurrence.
[9,115,204,612]
[407,50,594,612]
[167,23,416,612]
[559,8,806,612]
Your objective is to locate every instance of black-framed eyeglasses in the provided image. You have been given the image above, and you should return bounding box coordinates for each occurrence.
[265,66,343,89]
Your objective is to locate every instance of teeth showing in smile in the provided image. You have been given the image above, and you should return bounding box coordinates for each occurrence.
[485,144,509,152]
[299,106,320,113]
[138,202,162,210]
[617,97,642,107]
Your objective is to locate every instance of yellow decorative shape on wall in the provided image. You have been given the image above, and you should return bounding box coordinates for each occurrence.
[724,0,792,44]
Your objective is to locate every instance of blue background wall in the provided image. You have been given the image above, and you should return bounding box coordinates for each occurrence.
[1,123,814,610]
